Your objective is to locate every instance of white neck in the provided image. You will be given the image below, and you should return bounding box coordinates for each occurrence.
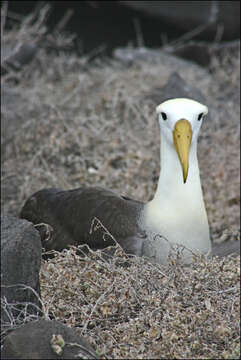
[142,132,211,262]
[154,132,202,204]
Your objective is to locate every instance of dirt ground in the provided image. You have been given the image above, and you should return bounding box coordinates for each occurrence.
[1,12,240,359]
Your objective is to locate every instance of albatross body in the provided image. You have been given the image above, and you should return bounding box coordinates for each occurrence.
[140,98,211,263]
[20,98,211,264]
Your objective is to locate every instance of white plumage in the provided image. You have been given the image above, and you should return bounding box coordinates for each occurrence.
[141,98,211,263]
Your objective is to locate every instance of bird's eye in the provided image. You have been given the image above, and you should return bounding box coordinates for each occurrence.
[161,112,167,120]
[198,113,204,121]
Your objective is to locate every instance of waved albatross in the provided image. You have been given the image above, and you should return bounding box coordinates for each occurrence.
[20,98,212,264]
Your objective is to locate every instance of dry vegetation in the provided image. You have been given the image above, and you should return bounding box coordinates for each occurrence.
[1,6,240,359]
[39,245,240,359]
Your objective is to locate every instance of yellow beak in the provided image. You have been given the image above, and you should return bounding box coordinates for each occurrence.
[173,119,192,183]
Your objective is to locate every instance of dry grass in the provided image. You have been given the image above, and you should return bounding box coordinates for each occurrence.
[40,245,240,359]
[1,7,240,359]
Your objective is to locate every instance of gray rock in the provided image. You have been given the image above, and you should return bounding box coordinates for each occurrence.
[1,216,42,325]
[144,71,214,126]
[1,319,99,359]
[118,1,240,41]
[166,39,240,67]
[113,46,211,82]
[113,46,190,66]
[146,71,207,106]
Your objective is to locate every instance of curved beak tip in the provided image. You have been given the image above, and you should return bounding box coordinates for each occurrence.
[182,169,188,184]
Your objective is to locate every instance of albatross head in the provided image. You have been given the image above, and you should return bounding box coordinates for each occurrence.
[156,98,208,183]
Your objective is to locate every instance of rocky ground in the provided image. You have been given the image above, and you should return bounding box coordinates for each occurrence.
[1,11,240,359]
